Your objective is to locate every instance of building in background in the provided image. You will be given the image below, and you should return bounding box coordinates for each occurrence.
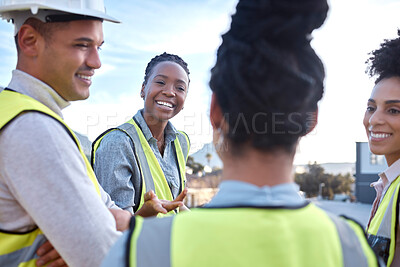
[355,142,387,204]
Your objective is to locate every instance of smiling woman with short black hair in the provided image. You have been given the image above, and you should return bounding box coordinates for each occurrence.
[92,52,191,217]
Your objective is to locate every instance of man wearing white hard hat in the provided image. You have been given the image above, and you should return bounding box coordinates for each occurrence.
[0,1,156,267]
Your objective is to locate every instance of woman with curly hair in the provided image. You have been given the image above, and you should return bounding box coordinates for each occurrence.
[365,30,400,266]
[101,0,380,266]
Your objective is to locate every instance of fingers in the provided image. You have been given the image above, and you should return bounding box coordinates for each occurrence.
[174,188,188,202]
[143,190,156,201]
[138,190,186,217]
[152,202,168,214]
[135,199,168,217]
[36,241,53,257]
[161,201,183,212]
[36,246,64,267]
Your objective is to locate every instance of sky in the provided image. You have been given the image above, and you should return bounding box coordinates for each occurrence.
[0,0,400,165]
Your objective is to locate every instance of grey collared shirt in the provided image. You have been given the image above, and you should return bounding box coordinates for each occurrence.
[205,180,306,207]
[94,109,182,213]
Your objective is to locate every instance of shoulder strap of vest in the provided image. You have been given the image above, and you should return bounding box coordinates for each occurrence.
[131,116,142,132]
[91,123,146,213]
[1,88,78,150]
[340,215,384,266]
[340,215,367,238]
[131,115,190,161]
[326,213,376,267]
[128,117,187,197]
[117,120,155,204]
[90,127,118,167]
[367,176,400,266]
[171,131,189,194]
[176,130,190,160]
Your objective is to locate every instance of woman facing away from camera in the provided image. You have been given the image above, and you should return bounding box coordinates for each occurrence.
[101,0,380,266]
[364,30,400,266]
[92,52,190,217]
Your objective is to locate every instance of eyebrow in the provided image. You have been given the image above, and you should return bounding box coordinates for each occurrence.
[386,100,400,104]
[154,74,187,85]
[368,99,400,104]
[74,37,104,46]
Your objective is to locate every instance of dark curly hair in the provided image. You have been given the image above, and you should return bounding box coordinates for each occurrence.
[366,30,400,84]
[209,0,329,153]
[143,52,190,86]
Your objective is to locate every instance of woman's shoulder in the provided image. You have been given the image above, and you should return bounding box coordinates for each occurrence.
[176,130,190,143]
[97,128,134,148]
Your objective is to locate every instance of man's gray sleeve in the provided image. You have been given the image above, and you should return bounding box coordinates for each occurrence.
[0,113,121,267]
[93,130,142,214]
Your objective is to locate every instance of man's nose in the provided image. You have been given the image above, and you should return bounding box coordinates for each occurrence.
[86,48,101,70]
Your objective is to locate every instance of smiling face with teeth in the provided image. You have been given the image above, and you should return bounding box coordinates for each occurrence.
[31,20,104,101]
[363,77,400,165]
[141,61,189,124]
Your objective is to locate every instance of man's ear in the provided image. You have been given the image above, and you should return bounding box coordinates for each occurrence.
[210,93,223,130]
[18,24,41,57]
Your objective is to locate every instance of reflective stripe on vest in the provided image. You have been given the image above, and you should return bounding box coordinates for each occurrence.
[0,89,101,266]
[367,175,400,266]
[127,203,377,267]
[91,118,189,215]
[0,229,46,267]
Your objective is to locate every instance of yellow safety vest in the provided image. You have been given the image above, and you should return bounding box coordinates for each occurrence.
[92,118,189,216]
[128,203,378,267]
[0,89,101,267]
[367,175,400,266]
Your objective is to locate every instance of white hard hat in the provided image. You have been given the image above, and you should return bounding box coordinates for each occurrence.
[0,0,120,35]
